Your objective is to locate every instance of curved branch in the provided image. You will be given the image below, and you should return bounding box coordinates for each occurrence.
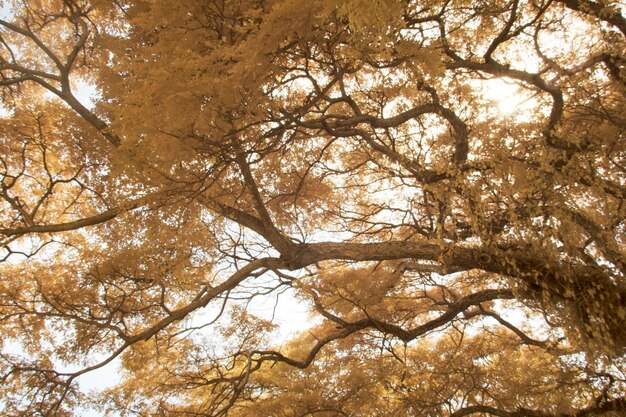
[479,308,548,347]
[0,190,177,238]
[446,59,568,151]
[450,397,626,417]
[298,101,468,166]
[556,0,626,37]
[0,15,121,146]
[484,0,520,61]
[254,288,514,368]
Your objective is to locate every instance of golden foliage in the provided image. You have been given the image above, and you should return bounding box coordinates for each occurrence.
[0,0,625,415]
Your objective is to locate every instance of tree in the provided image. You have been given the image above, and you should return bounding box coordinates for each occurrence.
[0,0,625,415]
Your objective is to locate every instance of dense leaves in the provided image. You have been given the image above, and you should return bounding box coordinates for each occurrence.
[1,0,625,416]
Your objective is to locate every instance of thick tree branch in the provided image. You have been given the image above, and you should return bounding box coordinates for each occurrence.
[556,0,626,37]
[450,397,626,417]
[254,288,514,368]
[0,191,177,238]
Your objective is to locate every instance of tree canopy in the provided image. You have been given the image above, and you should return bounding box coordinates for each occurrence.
[1,0,625,415]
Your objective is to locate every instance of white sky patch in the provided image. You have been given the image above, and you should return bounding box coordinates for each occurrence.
[76,356,122,392]
[187,269,319,346]
[480,78,535,116]
[0,101,12,118]
[0,2,13,19]
[72,78,100,110]
[245,286,318,342]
